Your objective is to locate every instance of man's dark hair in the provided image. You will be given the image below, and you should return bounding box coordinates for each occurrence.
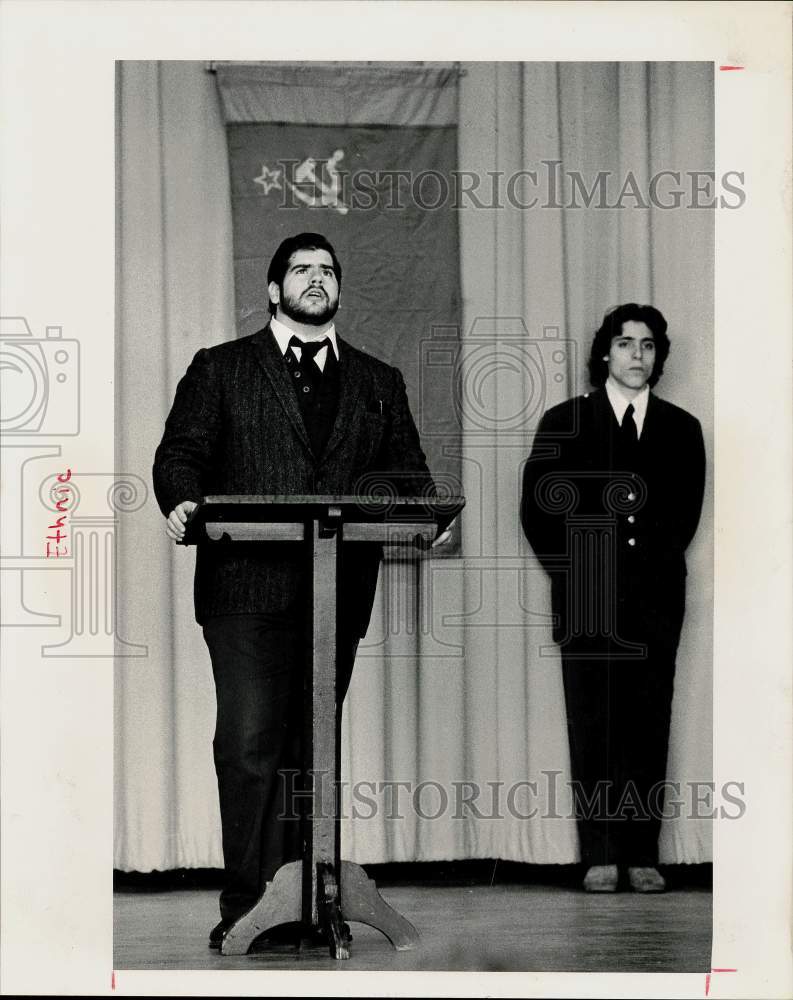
[587,303,671,388]
[266,232,342,315]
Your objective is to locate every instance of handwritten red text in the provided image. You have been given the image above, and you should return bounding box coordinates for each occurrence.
[45,469,73,558]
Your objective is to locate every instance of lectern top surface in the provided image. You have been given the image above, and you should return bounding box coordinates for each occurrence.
[180,494,465,545]
[203,495,461,506]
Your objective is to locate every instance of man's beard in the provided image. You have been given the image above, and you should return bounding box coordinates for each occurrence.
[278,287,339,326]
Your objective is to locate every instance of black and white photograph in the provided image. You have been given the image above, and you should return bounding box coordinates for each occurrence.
[0,3,791,998]
[115,57,716,973]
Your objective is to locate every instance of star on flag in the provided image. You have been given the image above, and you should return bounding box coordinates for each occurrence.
[253,164,282,195]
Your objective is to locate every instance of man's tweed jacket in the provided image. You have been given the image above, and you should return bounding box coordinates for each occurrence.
[153,324,434,633]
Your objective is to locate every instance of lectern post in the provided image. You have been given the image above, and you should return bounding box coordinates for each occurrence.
[306,512,345,952]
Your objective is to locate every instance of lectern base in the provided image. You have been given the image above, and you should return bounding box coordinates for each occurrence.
[221,862,302,956]
[220,860,420,958]
[338,861,420,952]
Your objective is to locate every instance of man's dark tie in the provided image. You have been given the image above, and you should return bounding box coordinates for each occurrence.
[620,403,638,446]
[288,335,330,371]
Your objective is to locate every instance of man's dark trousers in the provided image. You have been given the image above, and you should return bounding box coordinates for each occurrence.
[561,648,676,867]
[203,613,359,924]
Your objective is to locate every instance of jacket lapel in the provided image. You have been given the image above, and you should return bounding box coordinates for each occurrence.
[588,387,618,461]
[590,386,661,458]
[321,335,366,462]
[639,391,659,445]
[250,323,313,455]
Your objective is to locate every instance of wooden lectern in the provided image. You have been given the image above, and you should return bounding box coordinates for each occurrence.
[181,494,464,959]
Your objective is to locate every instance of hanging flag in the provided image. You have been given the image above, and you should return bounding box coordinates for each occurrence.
[217,64,463,515]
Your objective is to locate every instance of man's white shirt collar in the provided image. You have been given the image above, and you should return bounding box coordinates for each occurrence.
[605,378,650,438]
[270,317,339,371]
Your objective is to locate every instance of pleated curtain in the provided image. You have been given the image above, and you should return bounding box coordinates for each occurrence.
[115,60,713,871]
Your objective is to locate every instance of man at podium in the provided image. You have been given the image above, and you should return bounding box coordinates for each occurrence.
[152,232,436,948]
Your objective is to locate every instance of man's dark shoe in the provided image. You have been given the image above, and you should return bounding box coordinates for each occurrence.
[208,919,232,950]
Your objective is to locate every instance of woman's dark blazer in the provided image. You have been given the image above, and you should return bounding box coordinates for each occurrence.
[520,387,705,658]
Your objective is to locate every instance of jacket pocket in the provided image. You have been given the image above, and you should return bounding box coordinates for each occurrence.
[357,412,387,464]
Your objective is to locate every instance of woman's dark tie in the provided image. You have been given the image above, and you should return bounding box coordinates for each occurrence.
[621,402,638,446]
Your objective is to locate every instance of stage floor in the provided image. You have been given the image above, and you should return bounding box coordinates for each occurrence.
[114,880,712,972]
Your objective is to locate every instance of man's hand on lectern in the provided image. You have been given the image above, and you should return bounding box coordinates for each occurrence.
[166,500,198,542]
[432,516,457,548]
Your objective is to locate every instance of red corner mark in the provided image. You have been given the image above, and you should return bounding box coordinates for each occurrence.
[705,968,737,996]
[719,65,745,71]
[111,970,116,991]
